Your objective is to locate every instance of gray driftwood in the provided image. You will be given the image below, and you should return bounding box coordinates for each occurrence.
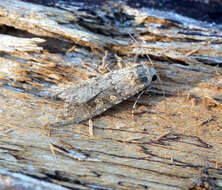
[0,0,222,190]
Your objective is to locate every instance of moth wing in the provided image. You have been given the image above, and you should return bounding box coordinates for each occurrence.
[58,77,111,104]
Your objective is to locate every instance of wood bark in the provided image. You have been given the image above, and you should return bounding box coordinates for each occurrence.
[0,0,222,189]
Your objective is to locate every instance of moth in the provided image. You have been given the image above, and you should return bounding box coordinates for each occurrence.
[56,64,157,124]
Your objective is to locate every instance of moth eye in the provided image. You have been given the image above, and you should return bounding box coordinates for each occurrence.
[152,75,157,81]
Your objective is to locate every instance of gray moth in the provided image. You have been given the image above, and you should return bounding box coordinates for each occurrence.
[57,64,157,124]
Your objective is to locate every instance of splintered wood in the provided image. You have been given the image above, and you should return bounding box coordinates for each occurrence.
[0,0,222,190]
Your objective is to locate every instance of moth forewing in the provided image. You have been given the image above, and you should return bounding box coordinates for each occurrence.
[59,64,156,123]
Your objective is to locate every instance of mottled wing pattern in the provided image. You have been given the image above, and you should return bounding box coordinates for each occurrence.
[60,64,156,123]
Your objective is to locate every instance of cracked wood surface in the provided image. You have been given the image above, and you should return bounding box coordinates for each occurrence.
[0,0,222,189]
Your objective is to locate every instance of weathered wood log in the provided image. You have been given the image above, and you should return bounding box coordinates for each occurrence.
[0,0,222,189]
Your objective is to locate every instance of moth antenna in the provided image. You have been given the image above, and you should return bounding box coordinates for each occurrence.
[128,33,153,67]
[129,33,165,97]
[128,33,141,66]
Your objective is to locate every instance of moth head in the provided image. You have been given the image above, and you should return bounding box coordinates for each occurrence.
[150,67,157,81]
[136,65,157,84]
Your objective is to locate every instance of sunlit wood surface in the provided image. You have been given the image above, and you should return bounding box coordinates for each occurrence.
[0,0,222,189]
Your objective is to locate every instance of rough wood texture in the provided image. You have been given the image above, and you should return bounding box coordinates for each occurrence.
[0,0,222,189]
